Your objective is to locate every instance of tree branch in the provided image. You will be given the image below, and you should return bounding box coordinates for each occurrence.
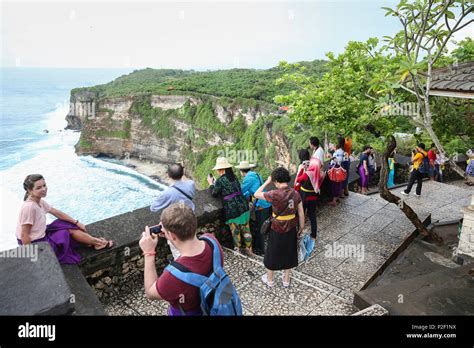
[432,9,473,65]
[454,18,473,33]
[414,0,435,62]
[444,13,452,31]
[400,84,417,96]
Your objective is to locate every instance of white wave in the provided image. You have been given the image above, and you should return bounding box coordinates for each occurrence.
[0,102,169,253]
[26,131,79,151]
[80,155,167,190]
[42,102,70,132]
[0,186,23,252]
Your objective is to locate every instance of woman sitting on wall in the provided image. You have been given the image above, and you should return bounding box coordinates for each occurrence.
[16,174,113,264]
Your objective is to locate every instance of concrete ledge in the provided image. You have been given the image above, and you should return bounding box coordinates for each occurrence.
[0,243,74,315]
[61,265,106,315]
[356,213,432,294]
[353,264,474,315]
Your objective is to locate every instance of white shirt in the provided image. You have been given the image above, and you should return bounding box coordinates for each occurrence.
[313,147,325,165]
[368,155,377,170]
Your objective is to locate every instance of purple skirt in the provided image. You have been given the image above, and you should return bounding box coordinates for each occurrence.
[18,219,81,264]
[330,180,343,198]
[359,166,369,188]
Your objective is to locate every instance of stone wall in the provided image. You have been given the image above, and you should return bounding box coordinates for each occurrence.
[87,223,221,301]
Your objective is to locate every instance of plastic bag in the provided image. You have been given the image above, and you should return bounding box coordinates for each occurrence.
[297,235,307,263]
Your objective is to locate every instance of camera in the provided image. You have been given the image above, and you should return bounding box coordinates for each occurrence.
[303,160,310,166]
[149,224,162,235]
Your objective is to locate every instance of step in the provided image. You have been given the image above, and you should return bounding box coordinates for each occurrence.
[61,264,106,315]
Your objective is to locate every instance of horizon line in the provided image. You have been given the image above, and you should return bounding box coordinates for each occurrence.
[0,59,326,71]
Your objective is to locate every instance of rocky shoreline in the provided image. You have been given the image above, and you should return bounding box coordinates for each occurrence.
[122,157,175,186]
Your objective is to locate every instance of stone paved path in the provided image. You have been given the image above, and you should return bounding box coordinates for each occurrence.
[102,181,472,315]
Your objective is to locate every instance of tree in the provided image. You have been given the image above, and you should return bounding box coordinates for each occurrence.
[451,37,474,62]
[382,0,473,180]
[274,38,405,147]
[275,38,445,241]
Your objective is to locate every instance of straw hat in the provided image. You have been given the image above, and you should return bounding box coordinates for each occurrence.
[212,157,233,170]
[234,160,256,170]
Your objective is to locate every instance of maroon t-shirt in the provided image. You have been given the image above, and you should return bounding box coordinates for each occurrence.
[156,234,224,312]
[264,188,301,233]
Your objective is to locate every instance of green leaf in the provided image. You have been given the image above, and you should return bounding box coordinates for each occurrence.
[382,6,394,16]
[445,11,455,19]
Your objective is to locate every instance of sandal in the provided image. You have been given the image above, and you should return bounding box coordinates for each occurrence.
[261,274,275,288]
[282,274,290,288]
[94,238,114,250]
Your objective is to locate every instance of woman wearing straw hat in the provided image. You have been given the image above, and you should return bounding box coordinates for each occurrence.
[208,157,253,256]
[236,160,272,256]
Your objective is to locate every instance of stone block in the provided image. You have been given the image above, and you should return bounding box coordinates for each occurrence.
[0,243,73,315]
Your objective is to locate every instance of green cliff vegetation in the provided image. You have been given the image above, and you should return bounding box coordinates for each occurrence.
[74,60,329,170]
[186,114,315,188]
[71,60,328,103]
[130,97,176,138]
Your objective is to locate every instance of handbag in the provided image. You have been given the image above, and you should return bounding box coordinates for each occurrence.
[327,165,347,183]
[260,192,293,236]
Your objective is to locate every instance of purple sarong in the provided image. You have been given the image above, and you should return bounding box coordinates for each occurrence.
[168,305,203,316]
[17,219,81,264]
[358,166,369,188]
[330,180,343,198]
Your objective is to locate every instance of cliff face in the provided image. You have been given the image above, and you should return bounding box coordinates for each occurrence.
[66,91,292,185]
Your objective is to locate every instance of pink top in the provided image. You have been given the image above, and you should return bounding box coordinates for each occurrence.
[16,198,52,241]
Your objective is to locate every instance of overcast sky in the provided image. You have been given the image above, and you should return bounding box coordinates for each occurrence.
[1,0,471,70]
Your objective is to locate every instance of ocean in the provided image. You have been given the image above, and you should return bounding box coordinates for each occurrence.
[0,68,166,252]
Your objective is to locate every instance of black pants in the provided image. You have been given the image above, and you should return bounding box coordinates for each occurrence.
[253,207,272,254]
[404,169,423,195]
[303,200,318,238]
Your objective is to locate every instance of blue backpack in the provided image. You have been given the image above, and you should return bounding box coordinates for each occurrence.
[165,235,242,316]
[418,154,430,174]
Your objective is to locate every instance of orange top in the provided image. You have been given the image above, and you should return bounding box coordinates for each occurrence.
[344,137,353,156]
